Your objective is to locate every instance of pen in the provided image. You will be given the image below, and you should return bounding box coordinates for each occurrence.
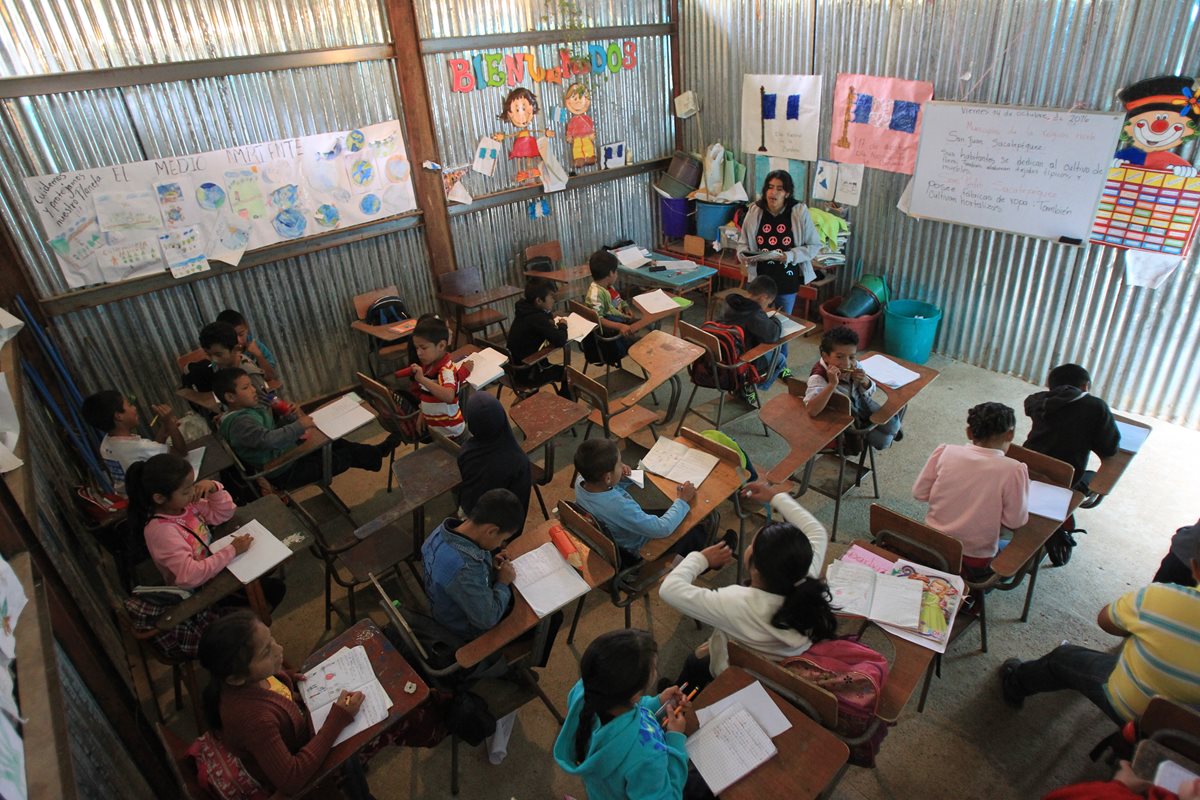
[149,415,159,427]
[657,682,689,727]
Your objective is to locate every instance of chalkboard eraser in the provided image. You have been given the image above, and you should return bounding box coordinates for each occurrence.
[1058,236,1083,245]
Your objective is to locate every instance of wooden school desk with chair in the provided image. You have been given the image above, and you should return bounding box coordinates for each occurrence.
[564,299,681,396]
[1082,412,1151,507]
[617,251,718,310]
[350,285,414,378]
[437,268,520,347]
[509,390,589,515]
[618,329,705,424]
[856,350,940,427]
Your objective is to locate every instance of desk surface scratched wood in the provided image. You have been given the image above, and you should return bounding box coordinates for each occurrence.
[761,391,852,484]
[509,392,589,454]
[640,436,745,561]
[620,330,705,408]
[523,264,591,284]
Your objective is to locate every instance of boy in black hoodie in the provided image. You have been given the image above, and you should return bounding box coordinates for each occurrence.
[718,275,788,391]
[506,278,569,394]
[1024,363,1120,490]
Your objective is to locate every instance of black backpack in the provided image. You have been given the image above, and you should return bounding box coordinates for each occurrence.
[366,294,410,326]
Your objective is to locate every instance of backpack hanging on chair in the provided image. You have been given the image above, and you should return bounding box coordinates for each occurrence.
[365,294,411,326]
[689,321,760,392]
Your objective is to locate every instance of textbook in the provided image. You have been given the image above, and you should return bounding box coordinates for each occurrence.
[825,560,923,630]
[311,392,374,440]
[455,347,508,389]
[641,438,719,486]
[303,645,393,746]
[686,705,777,794]
[210,519,291,584]
[510,542,590,618]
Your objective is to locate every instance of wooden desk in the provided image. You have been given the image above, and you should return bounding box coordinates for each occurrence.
[684,667,849,799]
[155,495,309,630]
[523,264,590,284]
[455,518,616,668]
[350,319,413,343]
[509,391,588,455]
[741,314,816,364]
[301,620,430,794]
[620,330,705,421]
[189,434,234,479]
[762,383,853,484]
[858,351,939,425]
[1087,413,1150,496]
[438,284,521,346]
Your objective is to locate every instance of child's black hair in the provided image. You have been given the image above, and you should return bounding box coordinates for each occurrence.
[748,522,838,641]
[574,439,620,484]
[198,609,260,731]
[126,452,193,533]
[468,488,525,535]
[82,389,126,433]
[745,275,778,300]
[524,277,556,304]
[574,629,657,763]
[1047,363,1090,390]
[412,314,451,346]
[588,249,618,282]
[212,367,248,405]
[199,320,239,351]
[819,325,859,354]
[966,402,1016,441]
[216,309,247,328]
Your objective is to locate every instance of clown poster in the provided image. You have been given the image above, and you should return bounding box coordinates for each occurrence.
[828,73,934,174]
[740,75,822,162]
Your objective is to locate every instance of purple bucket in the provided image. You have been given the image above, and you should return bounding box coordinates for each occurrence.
[660,196,693,238]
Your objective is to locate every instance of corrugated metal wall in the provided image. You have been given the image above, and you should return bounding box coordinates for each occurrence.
[416,0,668,37]
[683,0,1200,426]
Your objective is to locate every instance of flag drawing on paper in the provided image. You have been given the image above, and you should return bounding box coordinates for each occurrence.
[829,73,934,174]
[754,156,807,201]
[602,142,626,169]
[741,75,822,162]
[812,160,837,201]
[472,136,500,176]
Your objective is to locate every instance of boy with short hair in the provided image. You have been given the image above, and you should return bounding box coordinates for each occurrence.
[582,249,642,364]
[718,275,789,391]
[82,389,187,495]
[805,325,902,449]
[1023,362,1119,489]
[402,315,471,441]
[213,368,398,491]
[184,321,274,409]
[507,278,569,394]
[216,308,279,383]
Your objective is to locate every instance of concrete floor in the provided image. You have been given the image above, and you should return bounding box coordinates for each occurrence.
[164,322,1200,800]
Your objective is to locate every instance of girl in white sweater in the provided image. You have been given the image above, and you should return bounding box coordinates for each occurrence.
[659,481,837,689]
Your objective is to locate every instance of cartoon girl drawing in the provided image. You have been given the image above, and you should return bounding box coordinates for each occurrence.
[564,82,597,170]
[494,87,554,186]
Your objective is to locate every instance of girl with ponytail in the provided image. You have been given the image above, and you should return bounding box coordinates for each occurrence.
[660,480,834,689]
[553,629,695,800]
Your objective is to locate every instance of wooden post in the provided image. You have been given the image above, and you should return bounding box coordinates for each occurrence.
[386,0,457,280]
[668,0,684,153]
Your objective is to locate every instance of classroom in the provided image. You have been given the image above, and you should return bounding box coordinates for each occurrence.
[0,0,1197,798]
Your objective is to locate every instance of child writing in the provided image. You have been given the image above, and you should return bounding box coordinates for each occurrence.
[659,480,835,690]
[583,249,640,362]
[1024,362,1120,489]
[197,610,372,799]
[912,402,1030,576]
[214,368,399,491]
[506,277,569,395]
[82,389,187,495]
[804,325,903,449]
[217,308,280,384]
[716,275,788,395]
[400,315,472,441]
[553,628,703,800]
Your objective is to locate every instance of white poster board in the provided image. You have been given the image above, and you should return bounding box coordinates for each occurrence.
[24,120,417,288]
[741,75,822,161]
[908,102,1123,242]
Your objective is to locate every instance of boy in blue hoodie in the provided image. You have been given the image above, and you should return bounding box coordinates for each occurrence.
[554,629,699,800]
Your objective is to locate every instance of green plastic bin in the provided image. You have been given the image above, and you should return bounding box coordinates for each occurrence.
[883,300,941,364]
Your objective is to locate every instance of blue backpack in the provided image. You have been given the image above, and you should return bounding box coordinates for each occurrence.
[366,294,410,326]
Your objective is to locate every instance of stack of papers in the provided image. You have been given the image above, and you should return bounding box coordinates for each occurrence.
[641,438,719,486]
[1028,480,1073,521]
[614,246,651,268]
[302,645,393,746]
[694,681,791,737]
[556,312,598,342]
[634,289,681,315]
[456,347,508,389]
[210,520,292,584]
[825,560,923,629]
[1115,419,1150,453]
[686,706,777,794]
[311,392,374,439]
[511,542,590,617]
[858,354,921,389]
[656,259,700,272]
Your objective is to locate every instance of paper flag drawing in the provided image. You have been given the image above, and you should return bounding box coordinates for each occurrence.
[829,73,934,174]
[601,142,626,170]
[812,160,837,201]
[834,163,864,206]
[741,74,822,161]
[472,136,500,176]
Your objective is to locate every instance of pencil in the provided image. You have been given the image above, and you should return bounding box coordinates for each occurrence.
[657,683,689,727]
[149,415,159,427]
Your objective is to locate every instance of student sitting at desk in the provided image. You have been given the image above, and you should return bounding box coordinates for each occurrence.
[1024,362,1120,491]
[82,389,187,496]
[214,368,399,491]
[912,402,1030,578]
[507,277,570,396]
[717,275,788,394]
[583,249,639,363]
[400,314,472,442]
[572,439,727,567]
[804,325,903,450]
[217,307,280,385]
[457,393,532,522]
[184,321,276,411]
[659,480,834,691]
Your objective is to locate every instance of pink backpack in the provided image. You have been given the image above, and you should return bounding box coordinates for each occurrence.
[780,637,892,767]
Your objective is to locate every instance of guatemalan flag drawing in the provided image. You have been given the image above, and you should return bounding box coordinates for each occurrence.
[829,73,935,175]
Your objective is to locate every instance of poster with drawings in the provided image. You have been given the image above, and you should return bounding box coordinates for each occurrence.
[23,120,417,289]
[741,74,822,161]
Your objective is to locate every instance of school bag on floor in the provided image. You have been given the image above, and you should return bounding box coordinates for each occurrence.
[780,636,891,767]
[689,321,761,392]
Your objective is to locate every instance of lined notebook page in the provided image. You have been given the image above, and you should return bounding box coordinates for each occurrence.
[685,706,777,795]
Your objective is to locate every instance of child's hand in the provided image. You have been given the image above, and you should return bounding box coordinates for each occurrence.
[1113,760,1150,792]
[459,359,474,377]
[297,410,316,429]
[700,541,735,570]
[492,132,505,142]
[494,554,516,585]
[664,706,688,734]
[336,690,365,718]
[658,684,685,710]
[677,481,697,504]
[150,403,176,424]
[555,317,567,328]
[616,322,631,335]
[741,480,784,505]
[621,463,632,479]
[192,480,220,501]
[825,364,842,384]
[231,534,254,554]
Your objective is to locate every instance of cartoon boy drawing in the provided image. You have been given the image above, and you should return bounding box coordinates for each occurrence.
[494,87,554,186]
[1112,75,1199,177]
[564,83,597,169]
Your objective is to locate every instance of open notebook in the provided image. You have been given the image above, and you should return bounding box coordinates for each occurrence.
[455,347,508,389]
[556,312,598,343]
[767,309,806,337]
[311,392,374,440]
[640,438,719,486]
[302,645,393,746]
[825,560,923,629]
[686,705,777,795]
[511,542,589,618]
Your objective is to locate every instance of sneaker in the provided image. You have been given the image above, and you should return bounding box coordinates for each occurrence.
[720,529,739,553]
[778,367,794,380]
[999,658,1025,709]
[894,429,904,442]
[740,385,759,404]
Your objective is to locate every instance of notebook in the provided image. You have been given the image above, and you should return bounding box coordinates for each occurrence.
[614,245,650,268]
[686,706,777,795]
[511,542,590,617]
[875,559,966,653]
[311,392,374,440]
[858,354,921,389]
[633,289,680,315]
[1115,419,1150,453]
[1028,480,1073,521]
[825,560,923,629]
[456,347,508,389]
[302,645,393,746]
[768,309,806,337]
[557,312,598,342]
[694,680,792,737]
[640,438,719,486]
[210,519,292,584]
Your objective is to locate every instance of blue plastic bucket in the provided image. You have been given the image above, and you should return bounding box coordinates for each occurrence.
[660,196,693,238]
[695,200,738,243]
[883,300,942,364]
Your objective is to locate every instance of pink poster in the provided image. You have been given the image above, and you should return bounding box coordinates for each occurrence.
[829,73,934,174]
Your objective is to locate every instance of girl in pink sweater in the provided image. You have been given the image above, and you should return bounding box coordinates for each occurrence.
[127,453,251,589]
[912,402,1030,575]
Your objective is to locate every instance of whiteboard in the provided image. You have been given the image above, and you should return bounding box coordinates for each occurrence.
[908,102,1124,241]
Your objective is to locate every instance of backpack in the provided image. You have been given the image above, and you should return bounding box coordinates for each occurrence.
[387,388,426,443]
[689,322,761,391]
[780,637,891,767]
[365,294,410,326]
[187,732,268,800]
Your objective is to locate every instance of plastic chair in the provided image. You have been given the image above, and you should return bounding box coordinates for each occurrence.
[438,267,508,346]
[674,320,773,436]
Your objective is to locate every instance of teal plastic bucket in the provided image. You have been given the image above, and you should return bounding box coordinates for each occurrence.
[884,300,942,364]
[695,200,738,242]
[660,196,693,238]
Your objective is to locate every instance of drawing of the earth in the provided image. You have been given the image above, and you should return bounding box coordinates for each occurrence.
[359,194,381,214]
[196,182,226,210]
[350,159,374,186]
[271,184,300,210]
[346,129,365,152]
[314,204,340,227]
[385,155,410,183]
[272,208,306,239]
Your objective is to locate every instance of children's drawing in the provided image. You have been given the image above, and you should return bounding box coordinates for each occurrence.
[471,136,500,177]
[158,226,210,278]
[1113,75,1199,177]
[494,87,555,187]
[346,129,366,152]
[48,215,104,273]
[0,557,26,661]
[833,162,864,206]
[196,182,226,210]
[317,139,343,161]
[370,132,398,158]
[829,73,934,174]
[382,183,415,214]
[154,181,190,229]
[271,208,307,239]
[812,160,837,201]
[208,209,252,266]
[95,237,161,278]
[314,204,341,227]
[741,74,822,161]
[564,82,597,169]
[0,713,26,800]
[305,157,343,195]
[385,154,410,183]
[270,184,300,210]
[359,194,382,215]
[225,169,267,220]
[601,142,626,170]
[528,197,551,219]
[261,159,295,186]
[442,164,472,204]
[348,158,375,188]
[94,190,162,232]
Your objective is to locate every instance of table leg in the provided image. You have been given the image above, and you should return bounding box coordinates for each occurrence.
[664,374,682,423]
[320,442,355,523]
[246,580,272,625]
[1020,548,1043,622]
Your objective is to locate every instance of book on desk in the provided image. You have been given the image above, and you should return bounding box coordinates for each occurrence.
[311,392,375,439]
[302,645,393,746]
[455,346,508,389]
[210,519,291,584]
[640,438,720,486]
